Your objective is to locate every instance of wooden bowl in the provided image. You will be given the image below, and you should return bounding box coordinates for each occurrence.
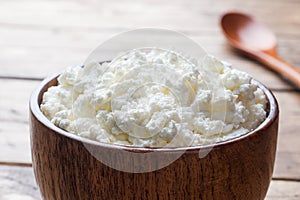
[30,72,279,200]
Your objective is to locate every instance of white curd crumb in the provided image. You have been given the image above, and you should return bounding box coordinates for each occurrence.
[41,48,267,147]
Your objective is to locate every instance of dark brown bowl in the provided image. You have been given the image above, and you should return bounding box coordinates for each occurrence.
[30,72,279,200]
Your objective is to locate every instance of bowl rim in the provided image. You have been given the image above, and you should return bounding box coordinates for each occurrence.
[30,70,279,153]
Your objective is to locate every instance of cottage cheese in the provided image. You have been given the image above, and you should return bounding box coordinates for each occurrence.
[41,48,267,147]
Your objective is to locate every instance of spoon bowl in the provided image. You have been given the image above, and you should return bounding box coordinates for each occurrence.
[221,12,277,52]
[221,12,300,88]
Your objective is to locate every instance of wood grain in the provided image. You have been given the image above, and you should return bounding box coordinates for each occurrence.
[0,80,38,164]
[0,165,298,200]
[273,91,300,179]
[0,26,296,90]
[0,0,299,33]
[267,180,300,200]
[275,92,300,153]
[0,165,40,200]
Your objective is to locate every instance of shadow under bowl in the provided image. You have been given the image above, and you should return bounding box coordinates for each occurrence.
[30,72,279,200]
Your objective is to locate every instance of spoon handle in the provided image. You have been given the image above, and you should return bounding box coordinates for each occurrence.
[254,52,300,88]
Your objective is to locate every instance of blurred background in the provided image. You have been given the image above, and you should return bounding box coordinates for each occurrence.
[1,0,299,79]
[0,0,299,199]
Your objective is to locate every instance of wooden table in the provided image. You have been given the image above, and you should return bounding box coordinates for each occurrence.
[0,0,299,199]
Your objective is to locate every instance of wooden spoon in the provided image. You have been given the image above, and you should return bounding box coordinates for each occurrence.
[221,12,300,88]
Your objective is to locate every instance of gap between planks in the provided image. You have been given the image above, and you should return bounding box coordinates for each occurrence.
[0,76,43,81]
